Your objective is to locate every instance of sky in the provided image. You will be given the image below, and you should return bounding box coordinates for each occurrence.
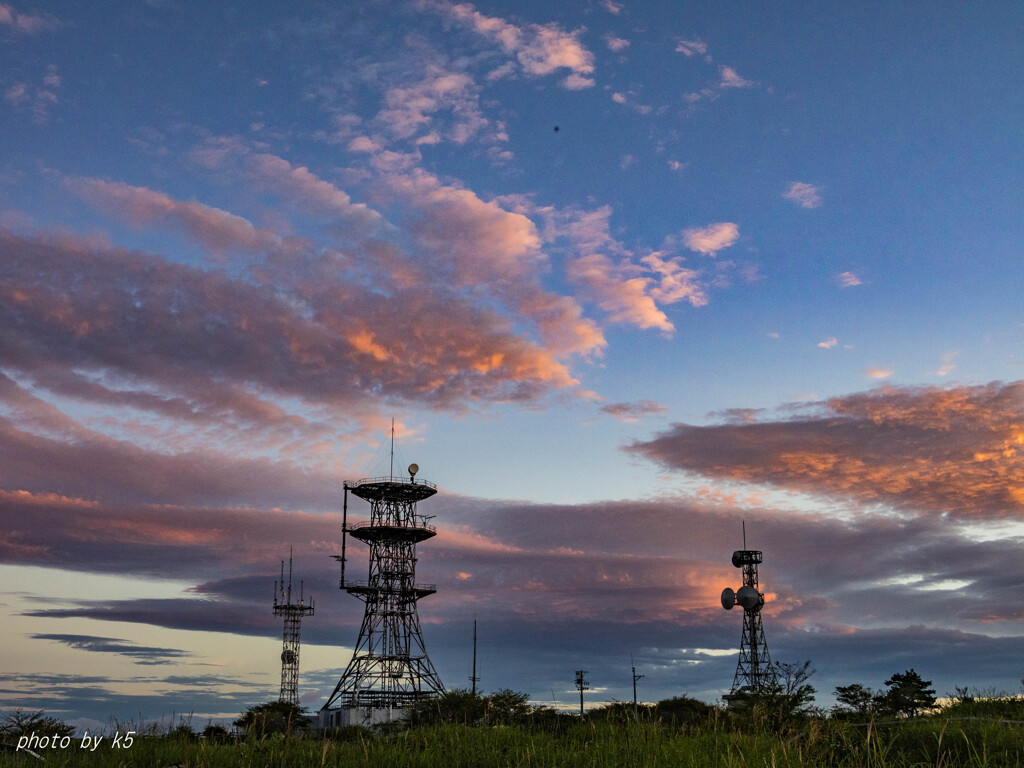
[2,0,1024,731]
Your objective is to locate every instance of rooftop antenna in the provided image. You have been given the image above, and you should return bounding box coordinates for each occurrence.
[320,458,445,729]
[272,547,314,706]
[721,522,775,701]
[389,417,395,479]
[469,617,480,695]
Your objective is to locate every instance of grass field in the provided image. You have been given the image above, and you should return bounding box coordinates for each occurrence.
[3,710,1023,768]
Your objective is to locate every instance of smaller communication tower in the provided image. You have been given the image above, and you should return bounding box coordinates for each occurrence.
[720,523,774,698]
[273,549,314,706]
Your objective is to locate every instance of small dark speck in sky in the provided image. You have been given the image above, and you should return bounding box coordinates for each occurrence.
[554,125,559,132]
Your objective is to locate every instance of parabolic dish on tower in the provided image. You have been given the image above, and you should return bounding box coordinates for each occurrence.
[736,585,761,610]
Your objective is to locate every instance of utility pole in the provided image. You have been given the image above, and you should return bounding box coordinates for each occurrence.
[469,617,479,695]
[574,669,589,717]
[631,656,644,720]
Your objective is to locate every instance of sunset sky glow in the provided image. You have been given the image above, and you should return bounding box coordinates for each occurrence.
[2,0,1024,729]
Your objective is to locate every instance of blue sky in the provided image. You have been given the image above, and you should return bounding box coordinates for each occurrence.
[2,0,1024,730]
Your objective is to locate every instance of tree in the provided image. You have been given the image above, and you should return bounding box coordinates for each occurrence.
[654,696,714,726]
[0,709,74,739]
[202,723,232,743]
[409,689,486,725]
[234,700,306,737]
[768,660,817,717]
[832,683,876,719]
[485,688,531,725]
[878,669,936,718]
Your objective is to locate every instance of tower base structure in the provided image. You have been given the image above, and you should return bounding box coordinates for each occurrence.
[319,705,406,729]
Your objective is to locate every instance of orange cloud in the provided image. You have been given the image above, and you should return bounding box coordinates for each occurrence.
[631,381,1024,519]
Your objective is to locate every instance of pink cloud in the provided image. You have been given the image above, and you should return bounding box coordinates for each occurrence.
[373,166,604,358]
[0,227,582,430]
[682,222,739,255]
[864,367,893,379]
[936,351,958,377]
[784,181,823,209]
[641,251,708,306]
[544,207,713,334]
[562,73,595,90]
[377,67,491,142]
[604,35,629,52]
[241,153,382,230]
[675,38,708,58]
[65,177,284,255]
[719,65,754,88]
[4,65,61,123]
[435,1,595,86]
[599,399,667,422]
[568,253,673,332]
[0,3,57,34]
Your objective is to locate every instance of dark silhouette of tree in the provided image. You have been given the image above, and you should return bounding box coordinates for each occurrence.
[832,683,876,719]
[486,689,531,725]
[234,700,306,737]
[408,688,532,727]
[878,669,936,718]
[202,723,232,743]
[763,660,817,719]
[409,688,486,725]
[0,709,74,739]
[653,696,714,726]
[727,660,816,730]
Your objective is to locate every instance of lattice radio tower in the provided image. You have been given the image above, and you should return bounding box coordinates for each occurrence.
[720,523,775,697]
[273,549,314,706]
[320,442,444,727]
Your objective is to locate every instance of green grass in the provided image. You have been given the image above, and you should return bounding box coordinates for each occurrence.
[3,715,1023,767]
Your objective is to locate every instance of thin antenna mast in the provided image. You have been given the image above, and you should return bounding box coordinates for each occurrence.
[469,617,479,695]
[390,418,395,478]
[332,485,349,588]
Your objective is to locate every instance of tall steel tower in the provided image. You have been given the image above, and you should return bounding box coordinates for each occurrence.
[720,525,775,697]
[273,550,314,706]
[320,462,445,727]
